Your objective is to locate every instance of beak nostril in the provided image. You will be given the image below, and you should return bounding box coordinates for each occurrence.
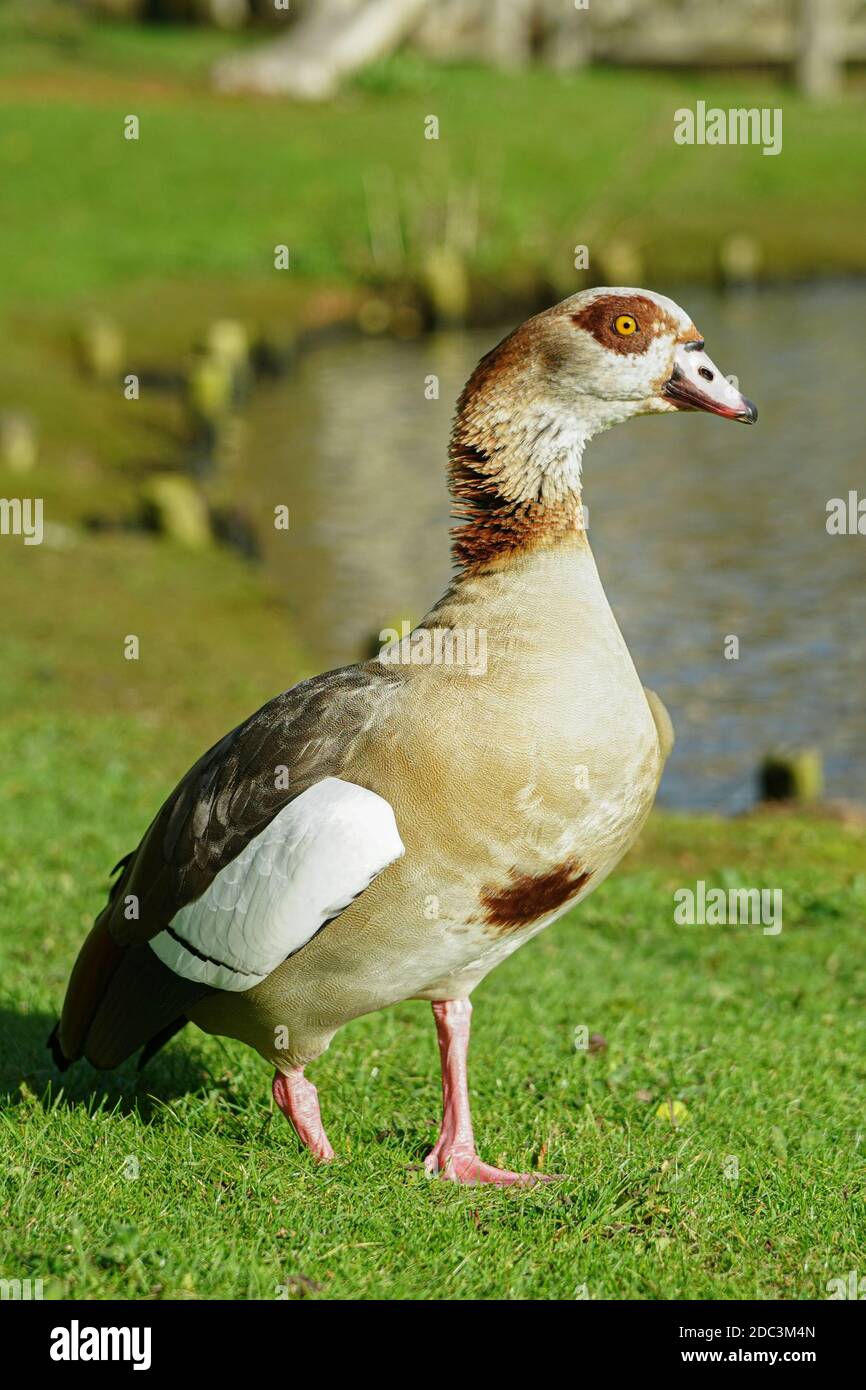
[698,367,714,382]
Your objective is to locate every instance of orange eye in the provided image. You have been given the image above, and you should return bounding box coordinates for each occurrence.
[614,314,638,336]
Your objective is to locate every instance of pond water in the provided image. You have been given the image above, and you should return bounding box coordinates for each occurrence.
[242,282,866,812]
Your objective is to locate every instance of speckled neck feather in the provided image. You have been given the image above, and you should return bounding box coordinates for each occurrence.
[448,321,587,574]
[449,440,586,573]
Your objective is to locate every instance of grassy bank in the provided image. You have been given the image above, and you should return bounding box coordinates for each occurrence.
[2,16,865,517]
[0,533,864,1301]
[1,705,863,1299]
[3,19,866,309]
[3,19,866,307]
[3,19,866,531]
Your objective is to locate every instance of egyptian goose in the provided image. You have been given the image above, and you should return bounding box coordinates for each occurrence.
[51,288,756,1184]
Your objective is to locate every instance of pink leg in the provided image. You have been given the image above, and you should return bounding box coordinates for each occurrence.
[424,999,554,1186]
[272,1068,334,1164]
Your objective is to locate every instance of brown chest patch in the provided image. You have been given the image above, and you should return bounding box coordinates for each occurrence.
[480,861,591,933]
[449,437,585,573]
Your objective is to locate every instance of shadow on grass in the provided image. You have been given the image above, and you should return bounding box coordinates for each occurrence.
[0,1005,216,1121]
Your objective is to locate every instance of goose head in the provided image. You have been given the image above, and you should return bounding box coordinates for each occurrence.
[449,287,757,569]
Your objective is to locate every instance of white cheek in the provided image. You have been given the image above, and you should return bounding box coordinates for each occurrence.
[601,335,673,398]
[642,335,675,391]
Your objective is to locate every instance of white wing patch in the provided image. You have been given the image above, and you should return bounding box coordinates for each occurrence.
[148,777,404,992]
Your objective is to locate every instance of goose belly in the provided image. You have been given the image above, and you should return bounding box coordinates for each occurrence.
[401,693,662,996]
[190,697,661,1069]
[192,545,667,1057]
[291,668,665,1011]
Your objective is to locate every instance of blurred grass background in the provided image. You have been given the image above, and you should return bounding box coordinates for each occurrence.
[3,14,866,310]
[2,8,866,518]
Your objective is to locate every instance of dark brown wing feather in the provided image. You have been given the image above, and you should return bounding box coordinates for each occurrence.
[55,661,403,1068]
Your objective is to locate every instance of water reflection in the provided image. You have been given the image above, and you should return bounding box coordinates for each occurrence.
[243,283,866,811]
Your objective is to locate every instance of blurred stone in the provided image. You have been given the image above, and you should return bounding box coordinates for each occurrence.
[187,354,235,422]
[141,474,212,550]
[204,320,252,403]
[357,298,392,335]
[206,319,250,371]
[759,748,823,803]
[422,246,470,326]
[0,413,38,474]
[75,315,124,381]
[720,234,762,287]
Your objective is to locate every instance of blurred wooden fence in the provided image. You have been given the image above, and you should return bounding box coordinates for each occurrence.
[418,1,862,89]
[87,1,865,100]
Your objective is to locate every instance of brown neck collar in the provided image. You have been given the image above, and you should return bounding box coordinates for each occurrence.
[449,439,586,574]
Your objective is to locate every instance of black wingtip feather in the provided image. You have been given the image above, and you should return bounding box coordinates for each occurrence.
[47,1022,71,1072]
[137,1016,188,1071]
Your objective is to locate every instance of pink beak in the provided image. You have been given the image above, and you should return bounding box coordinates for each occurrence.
[662,340,757,424]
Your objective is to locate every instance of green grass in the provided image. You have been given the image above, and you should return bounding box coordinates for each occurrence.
[1,714,864,1299]
[4,16,866,516]
[0,3,251,80]
[0,542,864,1299]
[2,17,866,312]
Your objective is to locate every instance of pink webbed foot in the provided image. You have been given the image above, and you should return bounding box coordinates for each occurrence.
[272,1068,334,1164]
[424,999,560,1187]
[424,1144,555,1187]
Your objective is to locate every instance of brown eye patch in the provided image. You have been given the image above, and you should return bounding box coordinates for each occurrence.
[571,294,688,355]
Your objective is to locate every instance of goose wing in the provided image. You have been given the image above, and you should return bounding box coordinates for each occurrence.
[54,662,405,1068]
